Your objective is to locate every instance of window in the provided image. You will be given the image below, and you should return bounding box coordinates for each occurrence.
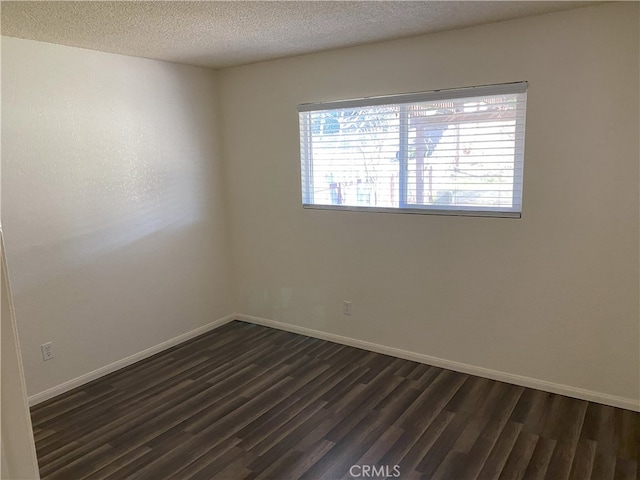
[298,82,527,218]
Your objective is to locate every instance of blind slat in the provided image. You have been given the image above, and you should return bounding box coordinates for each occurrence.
[299,81,528,112]
[299,83,527,217]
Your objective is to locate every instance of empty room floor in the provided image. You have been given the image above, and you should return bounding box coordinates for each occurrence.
[30,321,639,480]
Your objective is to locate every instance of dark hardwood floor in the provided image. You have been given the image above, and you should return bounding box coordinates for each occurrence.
[31,321,638,480]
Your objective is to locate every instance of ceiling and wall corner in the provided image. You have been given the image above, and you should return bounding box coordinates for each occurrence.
[1,1,598,69]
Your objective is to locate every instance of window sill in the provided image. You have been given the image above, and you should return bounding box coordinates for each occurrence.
[302,204,521,219]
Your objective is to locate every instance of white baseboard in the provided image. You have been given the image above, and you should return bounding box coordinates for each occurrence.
[29,312,639,412]
[236,314,640,412]
[28,314,236,407]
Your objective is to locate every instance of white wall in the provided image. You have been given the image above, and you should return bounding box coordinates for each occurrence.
[219,3,639,404]
[2,37,232,396]
[1,231,40,480]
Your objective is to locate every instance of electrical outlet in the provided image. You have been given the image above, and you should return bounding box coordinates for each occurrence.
[41,342,54,361]
[343,300,352,316]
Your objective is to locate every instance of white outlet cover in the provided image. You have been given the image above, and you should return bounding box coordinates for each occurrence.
[41,342,54,361]
[343,301,352,315]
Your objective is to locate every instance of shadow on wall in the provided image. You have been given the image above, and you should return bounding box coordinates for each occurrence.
[6,166,208,298]
[3,56,220,297]
[1,38,230,394]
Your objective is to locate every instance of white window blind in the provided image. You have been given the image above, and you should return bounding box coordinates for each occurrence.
[298,82,527,218]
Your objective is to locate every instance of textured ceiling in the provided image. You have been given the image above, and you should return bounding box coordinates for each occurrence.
[1,1,597,69]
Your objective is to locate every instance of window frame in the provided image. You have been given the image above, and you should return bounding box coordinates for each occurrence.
[298,81,528,219]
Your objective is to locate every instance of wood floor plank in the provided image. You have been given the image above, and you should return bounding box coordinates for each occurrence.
[280,439,336,480]
[499,431,540,480]
[431,450,466,480]
[170,437,243,480]
[30,321,639,480]
[236,393,321,450]
[522,390,556,437]
[323,371,403,443]
[211,449,256,480]
[46,444,113,480]
[446,375,493,415]
[36,377,195,457]
[120,432,220,480]
[522,437,557,480]
[100,431,194,480]
[298,413,387,480]
[449,414,493,456]
[252,447,303,480]
[375,380,423,426]
[613,458,637,480]
[38,377,213,471]
[414,411,470,477]
[188,446,247,480]
[246,408,336,472]
[455,388,524,480]
[545,399,589,480]
[618,408,640,461]
[477,421,523,479]
[83,446,152,480]
[591,451,618,480]
[350,424,405,473]
[242,399,328,456]
[395,369,468,432]
[568,437,597,480]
